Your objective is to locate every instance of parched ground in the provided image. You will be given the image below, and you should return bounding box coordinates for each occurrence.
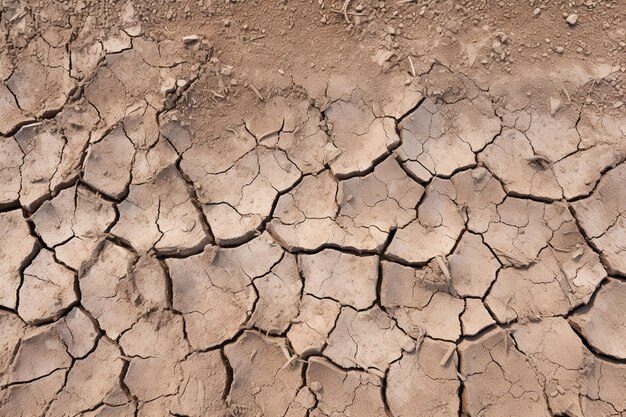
[1,0,626,416]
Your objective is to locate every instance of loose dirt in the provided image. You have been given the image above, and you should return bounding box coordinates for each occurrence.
[1,0,625,416]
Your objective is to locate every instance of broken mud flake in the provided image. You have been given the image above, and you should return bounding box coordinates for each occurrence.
[386,178,465,264]
[119,310,189,402]
[387,338,460,417]
[46,338,126,417]
[0,210,39,309]
[244,96,336,175]
[483,198,563,266]
[324,305,415,371]
[299,249,378,309]
[381,260,464,341]
[269,156,423,252]
[479,129,563,200]
[6,37,74,117]
[56,307,99,359]
[18,249,77,324]
[459,328,551,417]
[79,241,140,339]
[486,206,606,322]
[199,146,301,245]
[0,311,26,380]
[397,94,500,178]
[307,356,387,417]
[112,164,209,255]
[7,326,71,385]
[569,278,626,360]
[0,137,23,208]
[165,232,283,349]
[572,163,626,276]
[250,253,302,334]
[448,232,500,298]
[224,331,303,417]
[31,185,116,270]
[325,92,399,178]
[287,295,341,355]
[14,122,66,211]
[82,125,135,200]
[461,299,496,336]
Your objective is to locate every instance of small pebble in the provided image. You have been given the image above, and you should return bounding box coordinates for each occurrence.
[566,14,578,25]
[182,35,199,44]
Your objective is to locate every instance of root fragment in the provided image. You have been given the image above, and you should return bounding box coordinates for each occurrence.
[248,84,265,101]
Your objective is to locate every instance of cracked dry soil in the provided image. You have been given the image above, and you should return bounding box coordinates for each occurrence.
[1,0,626,416]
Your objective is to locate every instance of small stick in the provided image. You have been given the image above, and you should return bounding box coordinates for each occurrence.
[280,344,291,360]
[9,11,26,23]
[504,296,512,311]
[212,97,226,116]
[369,368,386,378]
[206,247,218,263]
[436,256,451,286]
[550,245,570,252]
[562,88,572,104]
[329,9,365,16]
[248,84,265,101]
[341,0,352,24]
[279,355,299,371]
[248,34,266,42]
[217,74,227,96]
[548,245,575,294]
[257,129,281,142]
[588,78,596,95]
[440,345,456,366]
[493,248,534,267]
[571,245,584,260]
[23,121,43,129]
[227,127,240,138]
[408,56,416,77]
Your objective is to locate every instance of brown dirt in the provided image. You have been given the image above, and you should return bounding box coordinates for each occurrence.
[1,0,626,416]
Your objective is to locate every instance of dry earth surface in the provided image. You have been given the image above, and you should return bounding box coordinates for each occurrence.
[1,0,626,416]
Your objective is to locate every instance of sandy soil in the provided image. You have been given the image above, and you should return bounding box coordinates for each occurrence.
[1,0,625,416]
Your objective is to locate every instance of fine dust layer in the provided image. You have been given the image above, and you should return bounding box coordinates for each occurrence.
[1,1,625,416]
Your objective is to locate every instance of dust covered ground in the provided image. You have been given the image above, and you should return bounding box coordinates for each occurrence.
[1,0,626,416]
